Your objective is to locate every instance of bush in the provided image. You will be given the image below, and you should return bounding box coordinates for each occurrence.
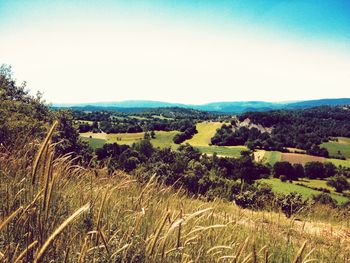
[279,175,288,182]
[312,193,337,207]
[278,192,308,218]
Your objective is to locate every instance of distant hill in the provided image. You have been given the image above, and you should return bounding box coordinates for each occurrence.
[284,98,350,109]
[53,98,350,113]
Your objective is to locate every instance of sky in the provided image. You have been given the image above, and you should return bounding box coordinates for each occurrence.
[1,0,350,104]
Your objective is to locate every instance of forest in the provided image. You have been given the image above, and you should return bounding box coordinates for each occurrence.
[211,107,350,158]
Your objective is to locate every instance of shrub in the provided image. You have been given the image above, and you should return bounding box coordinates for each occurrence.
[278,192,308,218]
[312,193,337,207]
[279,174,288,182]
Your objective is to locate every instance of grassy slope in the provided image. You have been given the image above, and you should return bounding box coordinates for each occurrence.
[2,143,350,262]
[260,178,348,204]
[183,122,248,157]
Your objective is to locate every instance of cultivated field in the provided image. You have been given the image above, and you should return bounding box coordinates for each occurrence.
[281,153,325,165]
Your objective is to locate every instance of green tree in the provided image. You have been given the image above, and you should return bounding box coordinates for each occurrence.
[133,139,154,158]
[324,162,336,178]
[53,110,92,164]
[273,162,294,181]
[304,162,325,179]
[0,64,51,148]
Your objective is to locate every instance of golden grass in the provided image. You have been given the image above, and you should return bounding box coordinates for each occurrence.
[0,124,349,262]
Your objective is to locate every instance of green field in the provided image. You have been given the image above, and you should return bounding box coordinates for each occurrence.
[81,137,106,149]
[261,150,350,168]
[195,145,247,158]
[150,130,180,149]
[260,178,349,204]
[327,158,350,168]
[184,121,223,146]
[263,151,282,165]
[299,178,334,191]
[321,137,350,159]
[81,130,181,149]
[80,132,144,146]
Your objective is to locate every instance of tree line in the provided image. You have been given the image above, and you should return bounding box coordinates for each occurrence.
[211,106,350,158]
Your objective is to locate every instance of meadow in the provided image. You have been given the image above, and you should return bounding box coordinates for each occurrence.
[184,121,223,146]
[150,130,180,149]
[80,130,180,149]
[196,145,247,158]
[80,132,144,147]
[81,136,106,149]
[261,151,282,165]
[321,137,350,159]
[1,127,350,262]
[260,178,349,205]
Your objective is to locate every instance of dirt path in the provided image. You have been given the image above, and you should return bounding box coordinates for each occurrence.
[236,209,350,245]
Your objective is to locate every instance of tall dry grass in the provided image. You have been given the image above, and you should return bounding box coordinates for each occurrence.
[0,123,349,262]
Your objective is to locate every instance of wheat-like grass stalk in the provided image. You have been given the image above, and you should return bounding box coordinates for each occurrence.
[32,121,58,185]
[34,203,90,263]
[0,206,23,232]
[110,243,130,259]
[13,240,38,263]
[147,212,170,257]
[292,240,307,263]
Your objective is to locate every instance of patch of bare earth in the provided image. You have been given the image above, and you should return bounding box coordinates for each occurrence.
[281,153,325,165]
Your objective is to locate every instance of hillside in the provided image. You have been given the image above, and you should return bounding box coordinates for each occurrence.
[2,66,350,262]
[1,131,349,262]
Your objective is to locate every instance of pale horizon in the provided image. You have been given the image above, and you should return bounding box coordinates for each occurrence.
[1,0,350,104]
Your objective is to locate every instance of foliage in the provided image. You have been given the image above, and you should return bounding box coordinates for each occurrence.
[173,124,197,144]
[53,110,93,164]
[214,106,350,157]
[277,192,309,218]
[0,64,51,148]
[312,193,337,207]
[2,132,348,262]
[327,176,350,193]
[304,161,326,179]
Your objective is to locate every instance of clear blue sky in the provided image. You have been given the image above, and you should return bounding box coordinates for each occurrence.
[1,0,350,104]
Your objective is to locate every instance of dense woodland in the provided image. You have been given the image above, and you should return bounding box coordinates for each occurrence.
[211,107,350,158]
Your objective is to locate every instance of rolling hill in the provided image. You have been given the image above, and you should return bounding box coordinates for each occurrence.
[53,98,350,113]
